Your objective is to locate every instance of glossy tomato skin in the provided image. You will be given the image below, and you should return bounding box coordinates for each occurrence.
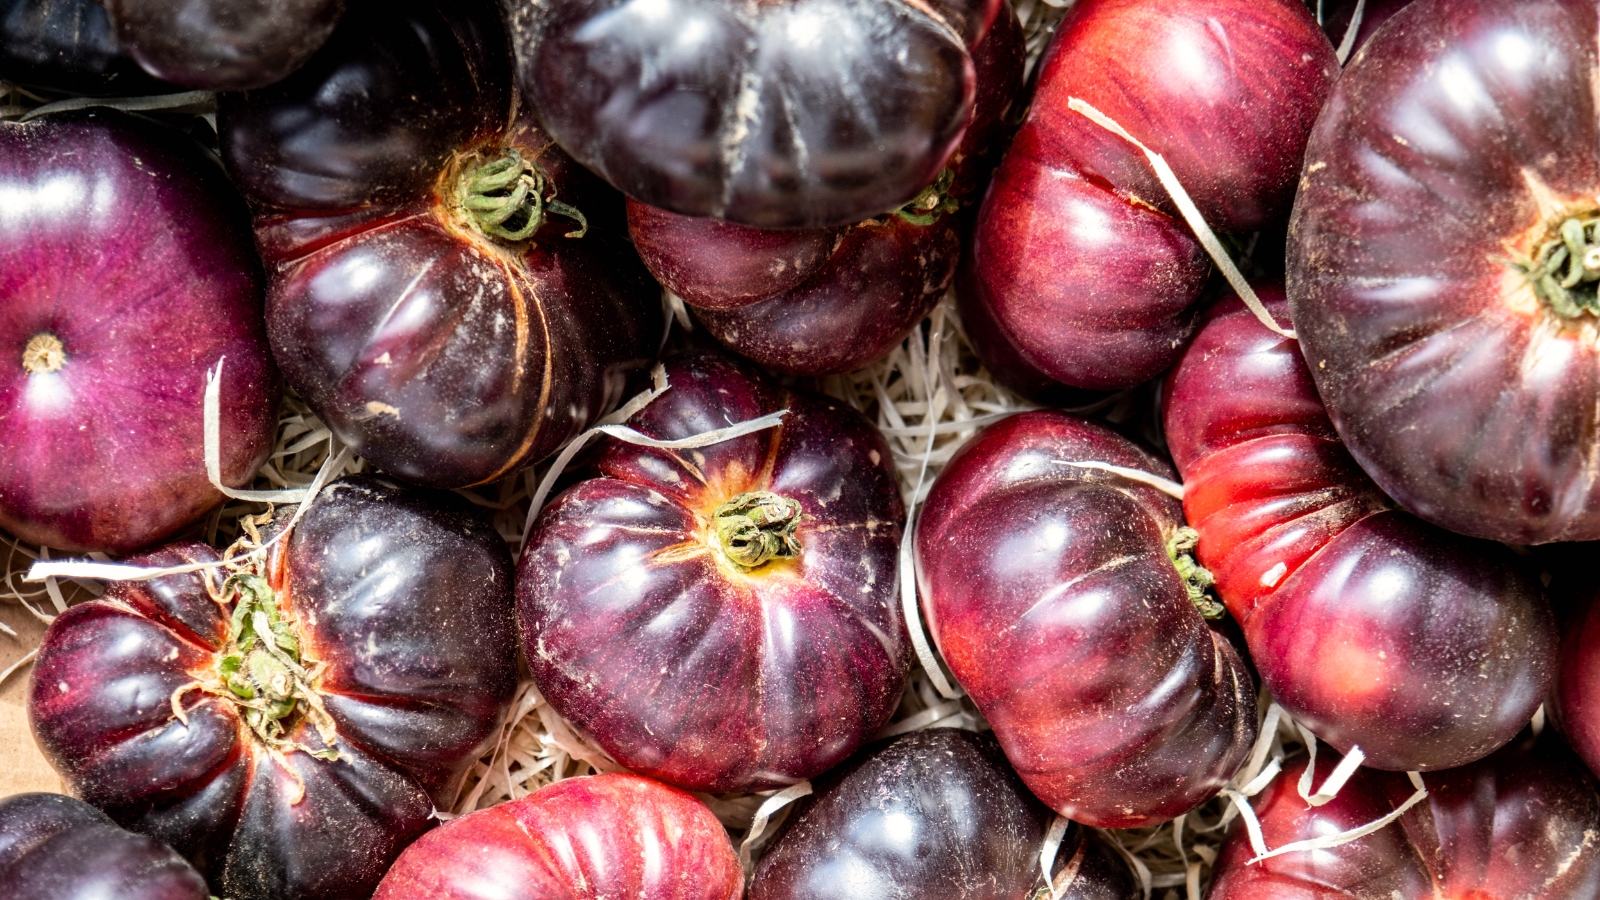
[915,412,1256,828]
[1554,573,1600,781]
[220,0,662,489]
[28,475,518,900]
[751,729,1137,900]
[1209,733,1600,899]
[1289,0,1600,544]
[507,0,983,229]
[0,109,277,554]
[968,0,1336,391]
[0,0,168,94]
[1164,291,1555,771]
[0,793,210,900]
[691,216,960,376]
[1320,0,1413,53]
[106,0,343,90]
[517,351,907,793]
[374,773,742,900]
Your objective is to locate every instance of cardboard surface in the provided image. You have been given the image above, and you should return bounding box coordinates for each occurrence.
[1,603,64,798]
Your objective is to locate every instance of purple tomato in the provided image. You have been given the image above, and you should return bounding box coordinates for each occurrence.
[107,0,345,90]
[916,412,1257,828]
[751,728,1137,900]
[219,0,662,489]
[0,793,209,900]
[1289,0,1600,543]
[1210,733,1600,899]
[516,351,908,793]
[28,475,518,900]
[1,108,277,554]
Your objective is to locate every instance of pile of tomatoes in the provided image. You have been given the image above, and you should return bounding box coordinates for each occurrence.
[5,0,1600,897]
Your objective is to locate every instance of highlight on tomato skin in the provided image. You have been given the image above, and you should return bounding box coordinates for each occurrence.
[516,351,908,794]
[0,793,211,900]
[1164,288,1556,773]
[964,0,1338,394]
[1208,732,1600,900]
[750,728,1139,900]
[1,108,279,555]
[218,0,663,490]
[915,411,1257,829]
[26,476,519,900]
[1288,0,1600,545]
[105,0,345,91]
[373,773,743,900]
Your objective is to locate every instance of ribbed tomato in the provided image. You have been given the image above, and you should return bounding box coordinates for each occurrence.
[1164,290,1556,771]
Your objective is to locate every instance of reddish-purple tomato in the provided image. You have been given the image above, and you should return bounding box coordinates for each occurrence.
[1209,733,1600,899]
[516,351,908,793]
[966,0,1337,392]
[28,476,518,900]
[751,728,1137,900]
[1289,0,1600,544]
[1164,290,1555,771]
[915,411,1256,828]
[374,773,743,900]
[0,793,210,900]
[507,0,994,228]
[0,0,170,95]
[1554,574,1600,781]
[219,0,662,490]
[0,108,277,554]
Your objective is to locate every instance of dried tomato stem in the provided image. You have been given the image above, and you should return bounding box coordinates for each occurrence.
[22,333,65,374]
[713,491,803,569]
[1514,215,1600,318]
[1167,527,1224,620]
[457,148,587,243]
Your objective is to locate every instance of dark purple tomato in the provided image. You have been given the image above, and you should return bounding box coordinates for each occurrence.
[1288,0,1600,544]
[505,0,989,229]
[1554,575,1600,781]
[967,0,1337,391]
[0,109,277,555]
[28,475,519,900]
[0,793,209,900]
[1164,289,1556,771]
[106,0,344,90]
[751,728,1137,900]
[690,215,960,376]
[516,351,907,793]
[374,773,743,900]
[915,412,1256,828]
[218,0,662,490]
[1209,733,1600,899]
[0,0,168,95]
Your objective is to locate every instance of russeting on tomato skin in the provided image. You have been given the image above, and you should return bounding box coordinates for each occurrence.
[218,0,663,490]
[750,728,1137,900]
[0,108,278,554]
[105,0,345,91]
[915,411,1256,828]
[28,475,519,900]
[503,0,988,229]
[373,773,742,900]
[1164,289,1556,772]
[965,0,1337,392]
[1288,0,1600,544]
[1209,733,1600,899]
[0,793,210,900]
[516,351,908,793]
